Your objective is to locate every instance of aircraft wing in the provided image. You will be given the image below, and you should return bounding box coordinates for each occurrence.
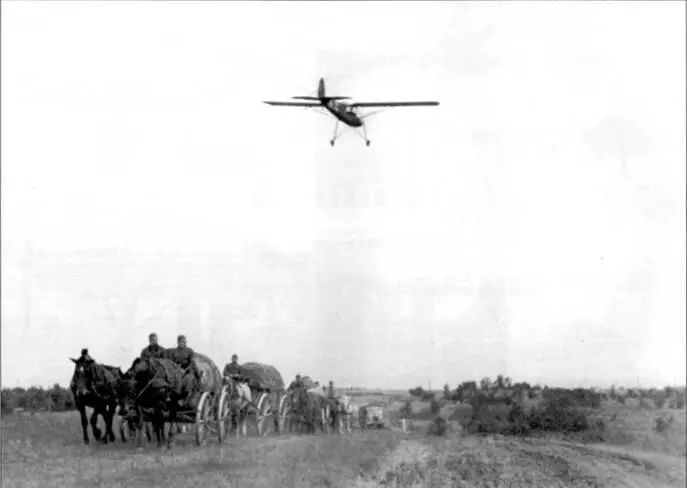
[350,101,439,108]
[263,101,322,107]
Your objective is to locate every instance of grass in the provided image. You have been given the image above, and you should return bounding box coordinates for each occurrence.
[2,403,685,487]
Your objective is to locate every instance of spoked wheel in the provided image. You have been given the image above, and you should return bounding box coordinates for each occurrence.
[217,385,232,444]
[195,392,212,446]
[278,393,291,434]
[254,392,274,437]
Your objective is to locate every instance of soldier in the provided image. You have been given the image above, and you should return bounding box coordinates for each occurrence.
[223,354,243,381]
[166,335,200,406]
[326,380,339,430]
[288,374,304,391]
[326,381,337,400]
[140,332,166,360]
[167,335,200,381]
[80,348,93,363]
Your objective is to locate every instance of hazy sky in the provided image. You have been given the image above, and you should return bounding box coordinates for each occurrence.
[2,2,685,389]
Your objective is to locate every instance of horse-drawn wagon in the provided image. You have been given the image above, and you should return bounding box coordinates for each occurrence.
[118,352,228,446]
[220,361,286,438]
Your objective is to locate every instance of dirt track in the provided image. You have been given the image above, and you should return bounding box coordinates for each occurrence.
[351,434,687,488]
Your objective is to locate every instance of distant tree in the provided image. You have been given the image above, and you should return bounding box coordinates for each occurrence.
[442,383,452,401]
[479,377,491,391]
[409,386,424,398]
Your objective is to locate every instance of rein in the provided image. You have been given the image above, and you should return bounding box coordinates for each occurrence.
[131,360,164,405]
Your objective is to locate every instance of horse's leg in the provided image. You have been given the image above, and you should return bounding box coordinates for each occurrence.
[90,408,102,441]
[105,403,117,443]
[136,406,145,448]
[145,421,153,443]
[166,402,177,449]
[77,402,90,444]
[152,405,164,448]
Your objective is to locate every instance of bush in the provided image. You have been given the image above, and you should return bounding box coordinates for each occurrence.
[426,415,448,437]
[463,385,606,441]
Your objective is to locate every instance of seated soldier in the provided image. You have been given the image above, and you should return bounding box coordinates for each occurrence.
[167,335,200,403]
[140,332,166,360]
[223,354,243,381]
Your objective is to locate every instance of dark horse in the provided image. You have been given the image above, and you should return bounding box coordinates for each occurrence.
[119,356,192,449]
[69,349,122,445]
[288,387,327,435]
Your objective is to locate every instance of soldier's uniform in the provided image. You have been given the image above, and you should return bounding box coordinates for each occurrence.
[223,361,243,381]
[140,343,166,360]
[80,349,94,363]
[288,375,304,391]
[166,339,200,406]
[167,346,198,376]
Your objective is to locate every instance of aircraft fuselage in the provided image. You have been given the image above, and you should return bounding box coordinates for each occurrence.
[324,100,363,127]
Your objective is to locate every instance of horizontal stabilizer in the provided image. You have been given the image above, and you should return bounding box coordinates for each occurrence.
[291,96,351,101]
[263,101,322,107]
[351,101,439,108]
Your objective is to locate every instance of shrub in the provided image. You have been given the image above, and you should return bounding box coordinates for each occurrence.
[426,416,448,437]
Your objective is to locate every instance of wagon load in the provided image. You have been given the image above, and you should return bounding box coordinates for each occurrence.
[240,362,285,392]
[192,353,223,396]
[219,361,286,438]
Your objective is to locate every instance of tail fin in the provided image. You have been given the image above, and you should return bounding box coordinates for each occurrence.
[318,78,325,99]
[291,78,350,101]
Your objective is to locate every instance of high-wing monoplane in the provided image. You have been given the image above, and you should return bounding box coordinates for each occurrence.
[263,78,439,146]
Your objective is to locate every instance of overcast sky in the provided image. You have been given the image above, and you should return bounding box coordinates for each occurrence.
[2,1,685,389]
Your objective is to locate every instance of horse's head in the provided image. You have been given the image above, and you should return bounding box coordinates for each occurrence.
[291,386,312,413]
[118,358,147,404]
[69,354,96,397]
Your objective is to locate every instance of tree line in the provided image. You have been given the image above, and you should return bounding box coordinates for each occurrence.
[408,374,686,410]
[1,384,75,415]
[407,374,686,439]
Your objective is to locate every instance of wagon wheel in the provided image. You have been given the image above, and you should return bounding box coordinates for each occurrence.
[195,392,212,446]
[254,392,274,437]
[217,385,231,443]
[278,393,291,434]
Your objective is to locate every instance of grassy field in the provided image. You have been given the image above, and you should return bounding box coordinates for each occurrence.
[2,403,685,487]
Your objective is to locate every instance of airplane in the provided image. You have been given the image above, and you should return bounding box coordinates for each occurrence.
[263,78,439,146]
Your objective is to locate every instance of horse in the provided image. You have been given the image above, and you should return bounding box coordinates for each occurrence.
[69,350,122,445]
[288,386,323,435]
[335,394,354,434]
[223,375,253,438]
[119,357,192,448]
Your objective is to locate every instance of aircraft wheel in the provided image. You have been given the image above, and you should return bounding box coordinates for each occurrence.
[366,140,371,147]
[330,140,335,146]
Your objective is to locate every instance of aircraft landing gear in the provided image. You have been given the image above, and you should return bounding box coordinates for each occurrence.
[366,140,371,147]
[330,121,340,147]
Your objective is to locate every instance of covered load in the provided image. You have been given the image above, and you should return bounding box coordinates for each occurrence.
[240,362,285,392]
[192,352,223,394]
